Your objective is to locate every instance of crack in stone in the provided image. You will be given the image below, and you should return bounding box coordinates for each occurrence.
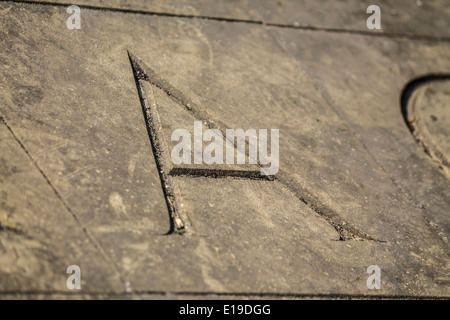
[0,114,125,280]
[6,0,450,42]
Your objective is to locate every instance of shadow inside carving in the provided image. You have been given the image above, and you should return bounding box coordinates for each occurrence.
[400,74,450,176]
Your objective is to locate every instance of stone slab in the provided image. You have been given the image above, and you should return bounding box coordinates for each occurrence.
[0,1,449,297]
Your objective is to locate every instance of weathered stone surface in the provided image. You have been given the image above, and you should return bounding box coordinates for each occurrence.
[268,27,450,243]
[137,75,262,177]
[0,121,122,291]
[409,80,450,176]
[24,0,450,38]
[0,1,449,298]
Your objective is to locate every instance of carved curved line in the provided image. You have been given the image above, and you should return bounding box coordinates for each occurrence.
[401,74,450,127]
[400,73,450,175]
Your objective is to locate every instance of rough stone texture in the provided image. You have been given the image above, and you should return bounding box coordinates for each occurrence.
[0,1,449,298]
[420,82,450,161]
[0,121,122,292]
[269,27,450,243]
[24,0,450,38]
[138,77,262,176]
[410,80,450,176]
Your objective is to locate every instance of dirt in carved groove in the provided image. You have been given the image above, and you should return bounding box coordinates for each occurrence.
[128,52,184,234]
